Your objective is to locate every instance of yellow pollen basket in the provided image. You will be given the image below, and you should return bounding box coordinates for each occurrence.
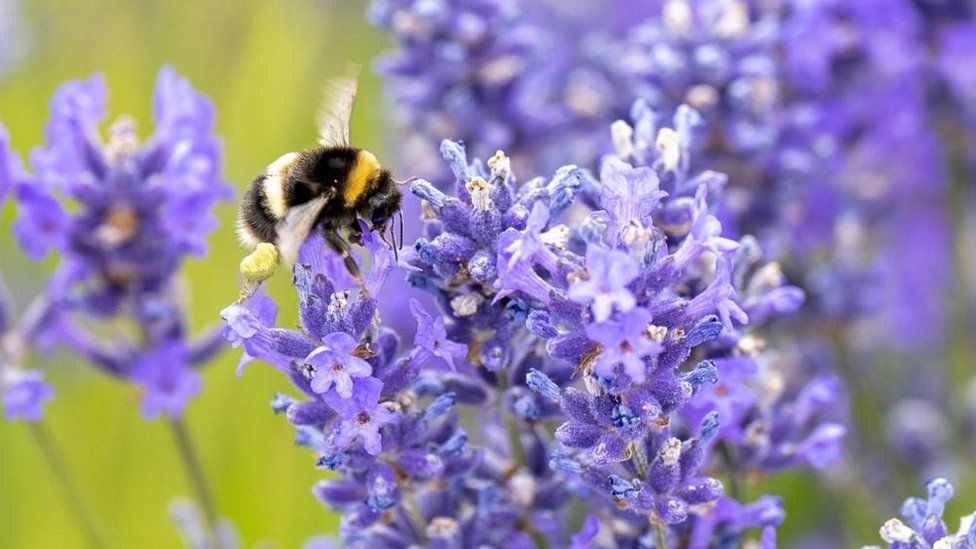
[345,150,380,206]
[240,242,280,282]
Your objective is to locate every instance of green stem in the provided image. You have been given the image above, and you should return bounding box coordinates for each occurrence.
[718,442,741,501]
[497,374,527,469]
[941,119,976,441]
[28,422,109,549]
[400,492,428,543]
[827,325,912,503]
[629,441,649,480]
[504,412,528,469]
[651,518,669,549]
[167,417,218,529]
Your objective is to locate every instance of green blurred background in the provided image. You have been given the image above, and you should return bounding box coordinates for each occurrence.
[1,1,964,547]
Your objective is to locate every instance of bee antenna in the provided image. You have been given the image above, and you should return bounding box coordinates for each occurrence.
[397,209,404,251]
[390,222,399,263]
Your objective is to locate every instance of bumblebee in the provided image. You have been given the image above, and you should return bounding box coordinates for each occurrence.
[236,67,402,301]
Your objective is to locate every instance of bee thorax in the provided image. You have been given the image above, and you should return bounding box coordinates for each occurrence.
[345,149,381,206]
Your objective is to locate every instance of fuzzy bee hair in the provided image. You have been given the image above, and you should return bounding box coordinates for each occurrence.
[235,65,403,293]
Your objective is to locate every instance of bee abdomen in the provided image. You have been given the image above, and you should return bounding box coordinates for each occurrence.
[237,174,281,247]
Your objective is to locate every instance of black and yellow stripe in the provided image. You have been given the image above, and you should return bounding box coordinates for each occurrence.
[344,149,380,206]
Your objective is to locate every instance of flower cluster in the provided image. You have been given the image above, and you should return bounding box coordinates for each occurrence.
[867,478,976,549]
[369,0,976,496]
[368,0,971,347]
[0,67,230,418]
[224,103,844,545]
[223,231,535,545]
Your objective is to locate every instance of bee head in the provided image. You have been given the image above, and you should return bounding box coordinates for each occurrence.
[364,169,402,229]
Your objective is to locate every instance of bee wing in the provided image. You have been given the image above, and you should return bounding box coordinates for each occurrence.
[317,65,360,147]
[275,194,331,267]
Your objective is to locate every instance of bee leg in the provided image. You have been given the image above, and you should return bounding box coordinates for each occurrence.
[324,230,369,297]
[347,221,364,245]
[374,221,393,249]
[237,279,263,304]
[236,242,279,303]
[397,209,404,251]
[389,222,399,263]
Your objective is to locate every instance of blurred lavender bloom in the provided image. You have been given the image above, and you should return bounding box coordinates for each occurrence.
[2,368,54,421]
[169,498,240,549]
[0,67,230,418]
[866,478,976,549]
[688,495,784,549]
[0,273,54,422]
[369,0,972,357]
[887,399,955,483]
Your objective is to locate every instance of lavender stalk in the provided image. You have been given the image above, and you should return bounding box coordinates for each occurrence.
[167,417,219,532]
[27,422,108,549]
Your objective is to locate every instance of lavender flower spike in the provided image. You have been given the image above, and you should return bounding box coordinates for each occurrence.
[0,272,54,422]
[866,478,976,549]
[230,106,845,545]
[2,67,231,418]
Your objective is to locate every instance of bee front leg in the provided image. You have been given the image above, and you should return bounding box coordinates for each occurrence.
[323,230,369,297]
[347,220,364,246]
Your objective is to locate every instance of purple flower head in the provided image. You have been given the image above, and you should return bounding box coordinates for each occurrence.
[873,478,976,548]
[689,495,785,548]
[3,67,230,418]
[568,246,639,322]
[0,122,25,204]
[306,332,373,398]
[233,100,846,546]
[599,156,667,234]
[131,340,202,420]
[938,23,976,113]
[686,251,748,331]
[220,291,279,375]
[409,298,467,371]
[369,0,972,365]
[1,369,54,422]
[11,66,229,290]
[0,273,55,423]
[584,307,662,383]
[322,377,396,456]
[570,515,600,549]
[12,182,70,260]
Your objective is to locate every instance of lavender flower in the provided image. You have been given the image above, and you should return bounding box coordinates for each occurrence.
[169,498,240,549]
[226,108,841,546]
[2,368,54,421]
[307,333,374,398]
[409,298,467,371]
[321,377,396,456]
[688,496,783,549]
[866,478,976,549]
[1,67,230,418]
[369,0,971,358]
[0,272,54,422]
